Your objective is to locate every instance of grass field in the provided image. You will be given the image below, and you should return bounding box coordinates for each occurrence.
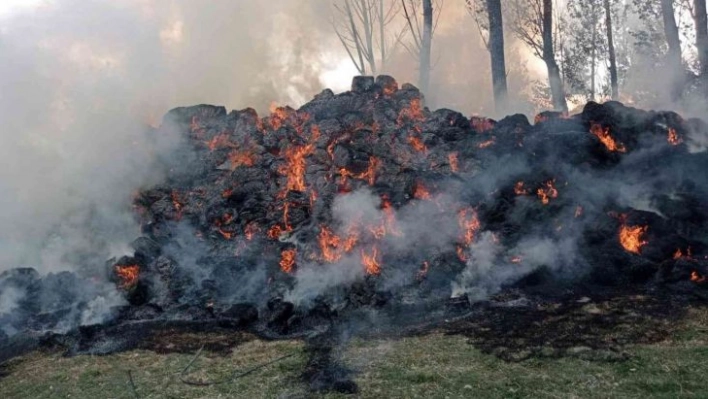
[1,307,707,399]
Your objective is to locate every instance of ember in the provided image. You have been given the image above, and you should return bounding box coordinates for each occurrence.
[690,271,706,284]
[478,138,496,149]
[537,180,558,205]
[361,245,381,275]
[590,123,626,152]
[667,128,682,146]
[619,222,649,255]
[280,248,296,273]
[114,264,140,289]
[413,182,432,200]
[514,181,529,195]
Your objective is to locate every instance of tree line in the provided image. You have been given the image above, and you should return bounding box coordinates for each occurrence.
[332,0,708,113]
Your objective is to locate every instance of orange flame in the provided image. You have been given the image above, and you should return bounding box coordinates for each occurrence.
[318,224,359,263]
[268,225,284,240]
[448,152,459,172]
[171,191,183,220]
[361,245,381,275]
[590,123,626,152]
[674,248,683,259]
[690,271,707,284]
[619,222,649,254]
[339,156,380,186]
[667,128,682,146]
[396,98,425,126]
[456,245,468,262]
[533,114,548,124]
[408,135,427,152]
[227,150,256,170]
[218,228,233,240]
[381,195,402,237]
[319,225,343,263]
[537,180,558,205]
[413,182,432,200]
[514,181,529,195]
[115,264,140,289]
[458,207,481,247]
[478,138,496,149]
[204,133,235,151]
[279,143,315,194]
[673,247,692,260]
[280,248,296,273]
[268,103,295,130]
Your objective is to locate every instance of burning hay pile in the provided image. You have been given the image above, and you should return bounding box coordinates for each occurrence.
[1,75,708,360]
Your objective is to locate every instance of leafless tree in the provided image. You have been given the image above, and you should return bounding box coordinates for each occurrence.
[332,0,406,75]
[605,0,619,100]
[693,0,708,89]
[660,0,684,100]
[465,0,508,111]
[508,0,568,111]
[400,0,444,94]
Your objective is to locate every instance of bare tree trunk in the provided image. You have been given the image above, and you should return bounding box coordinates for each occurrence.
[591,6,597,101]
[542,0,567,112]
[360,0,377,74]
[486,0,508,112]
[344,0,367,74]
[419,0,432,94]
[661,0,683,100]
[604,0,619,100]
[695,0,708,88]
[379,0,386,72]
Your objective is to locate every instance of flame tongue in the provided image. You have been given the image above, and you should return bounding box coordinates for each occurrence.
[537,180,558,205]
[115,264,139,289]
[361,245,381,275]
[690,271,707,284]
[280,248,296,273]
[590,123,627,153]
[667,128,683,145]
[618,216,649,254]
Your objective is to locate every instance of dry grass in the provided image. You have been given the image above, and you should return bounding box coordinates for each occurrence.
[1,307,707,399]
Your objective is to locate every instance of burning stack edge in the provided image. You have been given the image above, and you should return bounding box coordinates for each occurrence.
[1,75,708,361]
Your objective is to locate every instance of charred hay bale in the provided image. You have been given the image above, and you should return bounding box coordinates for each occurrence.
[351,75,375,93]
[375,74,398,94]
[162,104,227,128]
[215,303,258,328]
[524,129,609,169]
[427,108,470,129]
[112,256,149,306]
[0,268,42,330]
[265,298,295,334]
[130,237,161,263]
